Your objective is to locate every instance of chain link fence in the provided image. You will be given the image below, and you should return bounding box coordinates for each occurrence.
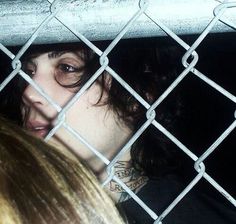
[0,0,236,223]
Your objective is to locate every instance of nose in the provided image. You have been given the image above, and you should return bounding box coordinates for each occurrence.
[22,73,50,107]
[23,65,53,107]
[22,69,58,123]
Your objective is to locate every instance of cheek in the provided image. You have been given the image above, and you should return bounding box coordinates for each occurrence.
[66,88,103,132]
[66,84,107,122]
[53,86,76,107]
[65,102,113,160]
[67,98,91,128]
[64,85,110,144]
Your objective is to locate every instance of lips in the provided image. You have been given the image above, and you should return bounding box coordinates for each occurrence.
[26,120,51,138]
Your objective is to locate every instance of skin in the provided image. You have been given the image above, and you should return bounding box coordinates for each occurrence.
[22,51,148,201]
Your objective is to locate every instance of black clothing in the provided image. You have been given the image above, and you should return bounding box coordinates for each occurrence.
[121,175,236,224]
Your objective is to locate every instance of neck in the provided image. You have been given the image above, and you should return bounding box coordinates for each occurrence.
[102,160,148,203]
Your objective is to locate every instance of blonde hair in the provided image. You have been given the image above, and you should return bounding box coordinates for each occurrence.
[0,116,124,224]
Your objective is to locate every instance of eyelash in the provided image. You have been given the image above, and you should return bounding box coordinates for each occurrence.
[24,68,35,77]
[58,64,79,73]
[23,62,82,79]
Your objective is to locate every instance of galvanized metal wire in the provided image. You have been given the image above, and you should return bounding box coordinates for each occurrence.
[0,0,236,223]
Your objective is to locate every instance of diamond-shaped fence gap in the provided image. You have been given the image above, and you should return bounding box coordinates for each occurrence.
[119,125,207,223]
[0,46,15,83]
[0,46,22,123]
[204,129,236,198]
[107,39,184,101]
[135,124,197,181]
[195,32,236,96]
[175,74,236,155]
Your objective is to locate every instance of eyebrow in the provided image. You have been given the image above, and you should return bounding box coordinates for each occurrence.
[48,51,68,59]
[47,51,86,62]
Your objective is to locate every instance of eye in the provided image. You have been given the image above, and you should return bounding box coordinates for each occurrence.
[22,61,36,77]
[58,64,79,73]
[55,63,82,86]
[24,68,35,77]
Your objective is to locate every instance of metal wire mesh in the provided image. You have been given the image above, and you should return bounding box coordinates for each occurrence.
[0,0,236,223]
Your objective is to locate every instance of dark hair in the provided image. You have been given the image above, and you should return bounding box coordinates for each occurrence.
[20,42,183,178]
[107,44,183,178]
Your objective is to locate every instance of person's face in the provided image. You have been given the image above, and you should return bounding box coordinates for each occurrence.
[22,50,131,173]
